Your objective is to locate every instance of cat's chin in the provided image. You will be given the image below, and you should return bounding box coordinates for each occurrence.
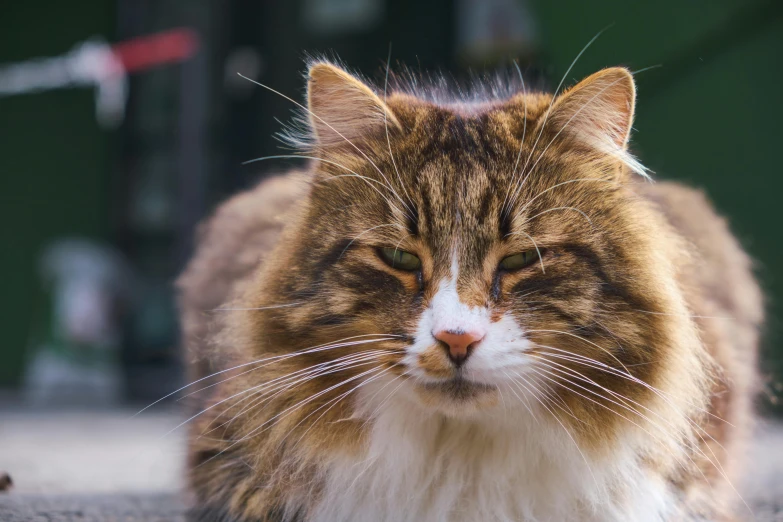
[413,377,500,417]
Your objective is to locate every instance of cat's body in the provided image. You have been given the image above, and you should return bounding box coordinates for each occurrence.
[178,63,762,521]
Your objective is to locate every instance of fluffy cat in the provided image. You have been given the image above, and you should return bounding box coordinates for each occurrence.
[177,60,763,521]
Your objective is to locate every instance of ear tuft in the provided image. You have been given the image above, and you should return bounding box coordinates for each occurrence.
[547,67,647,177]
[306,62,399,151]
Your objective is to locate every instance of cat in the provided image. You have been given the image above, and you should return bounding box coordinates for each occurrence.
[177,59,763,522]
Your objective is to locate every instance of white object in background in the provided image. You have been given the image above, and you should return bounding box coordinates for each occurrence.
[24,239,134,406]
[0,39,128,127]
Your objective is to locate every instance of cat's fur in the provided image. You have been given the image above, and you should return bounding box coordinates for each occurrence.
[177,61,763,521]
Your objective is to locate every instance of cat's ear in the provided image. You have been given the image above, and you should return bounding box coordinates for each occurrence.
[306,62,400,151]
[547,67,636,153]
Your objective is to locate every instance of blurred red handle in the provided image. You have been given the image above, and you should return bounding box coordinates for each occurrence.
[112,28,199,73]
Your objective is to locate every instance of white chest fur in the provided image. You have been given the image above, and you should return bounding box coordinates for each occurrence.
[306,393,676,522]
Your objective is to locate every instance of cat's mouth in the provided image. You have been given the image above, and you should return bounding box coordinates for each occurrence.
[414,376,499,414]
[422,377,496,399]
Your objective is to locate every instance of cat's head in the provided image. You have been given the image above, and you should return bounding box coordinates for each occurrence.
[248,61,702,429]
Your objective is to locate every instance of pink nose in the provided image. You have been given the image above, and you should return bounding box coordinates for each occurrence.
[433,329,485,366]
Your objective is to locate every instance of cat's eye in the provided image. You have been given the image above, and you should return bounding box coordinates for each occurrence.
[499,250,540,271]
[379,247,422,271]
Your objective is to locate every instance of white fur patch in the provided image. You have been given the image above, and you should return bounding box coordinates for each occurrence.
[308,392,676,522]
[403,255,532,386]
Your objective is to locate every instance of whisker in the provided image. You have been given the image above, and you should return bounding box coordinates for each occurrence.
[527,365,711,483]
[500,59,528,218]
[530,360,679,440]
[244,152,406,218]
[194,365,388,468]
[133,333,398,417]
[531,353,727,449]
[506,28,609,210]
[339,223,406,260]
[237,365,386,445]
[528,361,744,500]
[525,328,633,375]
[530,344,746,494]
[513,178,616,224]
[210,302,303,312]
[319,174,411,220]
[176,337,400,405]
[511,368,585,426]
[238,73,413,222]
[532,344,733,427]
[359,369,413,432]
[383,45,415,217]
[499,369,537,421]
[200,355,392,443]
[506,368,599,486]
[531,346,737,482]
[216,351,400,429]
[289,367,395,448]
[520,74,649,188]
[518,206,594,229]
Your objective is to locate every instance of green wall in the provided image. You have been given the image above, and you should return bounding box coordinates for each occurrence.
[0,3,114,386]
[532,1,783,389]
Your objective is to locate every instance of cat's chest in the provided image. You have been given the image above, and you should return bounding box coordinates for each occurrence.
[308,402,675,522]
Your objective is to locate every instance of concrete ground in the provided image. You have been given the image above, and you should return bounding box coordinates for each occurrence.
[0,407,781,521]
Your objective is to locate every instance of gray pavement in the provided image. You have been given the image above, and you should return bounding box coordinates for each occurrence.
[0,493,186,521]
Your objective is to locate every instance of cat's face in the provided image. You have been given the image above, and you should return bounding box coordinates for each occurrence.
[256,63,676,421]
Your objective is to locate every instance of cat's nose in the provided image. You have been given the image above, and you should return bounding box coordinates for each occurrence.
[433,329,485,366]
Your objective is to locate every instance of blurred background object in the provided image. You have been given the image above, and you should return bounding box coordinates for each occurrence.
[0,0,781,414]
[24,238,132,406]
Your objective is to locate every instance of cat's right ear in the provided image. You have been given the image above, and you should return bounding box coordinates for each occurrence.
[306,62,400,152]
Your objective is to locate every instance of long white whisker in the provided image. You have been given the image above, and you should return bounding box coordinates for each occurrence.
[529,361,743,498]
[176,337,400,405]
[359,369,412,432]
[518,206,594,229]
[242,153,406,218]
[339,223,406,260]
[530,360,677,439]
[526,328,632,374]
[506,28,609,210]
[210,302,303,312]
[532,343,744,488]
[211,350,397,420]
[383,45,415,217]
[195,365,388,468]
[507,368,599,486]
[531,346,737,482]
[513,178,616,223]
[521,74,646,188]
[159,340,398,433]
[500,60,529,217]
[134,334,398,417]
[237,73,412,221]
[289,367,395,448]
[238,365,385,443]
[531,353,728,454]
[532,344,733,427]
[207,352,397,436]
[499,369,538,422]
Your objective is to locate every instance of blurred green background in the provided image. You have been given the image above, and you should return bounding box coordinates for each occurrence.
[1,1,781,407]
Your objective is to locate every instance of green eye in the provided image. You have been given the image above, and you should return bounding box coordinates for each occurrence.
[379,247,421,271]
[500,250,540,271]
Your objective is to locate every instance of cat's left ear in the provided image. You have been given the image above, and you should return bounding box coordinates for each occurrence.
[306,62,400,152]
[546,67,636,153]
